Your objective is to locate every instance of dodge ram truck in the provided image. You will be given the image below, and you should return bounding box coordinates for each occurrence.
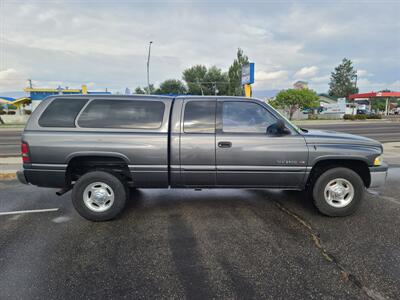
[17,95,388,221]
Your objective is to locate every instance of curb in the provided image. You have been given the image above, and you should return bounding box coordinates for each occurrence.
[293,120,395,126]
[0,173,17,180]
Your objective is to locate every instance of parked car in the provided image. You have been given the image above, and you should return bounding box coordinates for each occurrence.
[356,108,370,115]
[17,95,387,221]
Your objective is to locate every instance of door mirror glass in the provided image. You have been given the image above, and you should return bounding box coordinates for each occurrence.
[266,119,291,135]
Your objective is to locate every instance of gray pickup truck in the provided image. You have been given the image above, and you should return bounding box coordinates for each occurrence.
[17,95,387,221]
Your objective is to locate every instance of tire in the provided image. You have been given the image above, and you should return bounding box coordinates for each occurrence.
[72,171,127,221]
[312,167,365,217]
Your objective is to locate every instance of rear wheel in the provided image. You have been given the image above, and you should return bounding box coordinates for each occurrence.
[312,167,365,217]
[72,171,127,221]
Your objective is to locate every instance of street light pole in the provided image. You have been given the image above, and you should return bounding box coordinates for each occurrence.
[354,74,358,91]
[147,41,153,94]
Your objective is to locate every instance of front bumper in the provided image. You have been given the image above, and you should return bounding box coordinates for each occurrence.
[16,169,28,185]
[369,163,388,189]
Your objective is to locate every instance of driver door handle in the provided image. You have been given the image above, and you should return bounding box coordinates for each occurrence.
[218,141,232,148]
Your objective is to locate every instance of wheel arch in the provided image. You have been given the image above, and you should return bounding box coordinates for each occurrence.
[66,151,131,165]
[306,158,371,188]
[65,154,132,186]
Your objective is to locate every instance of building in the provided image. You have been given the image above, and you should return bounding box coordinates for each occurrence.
[0,96,31,114]
[24,84,111,111]
[318,93,337,105]
[293,81,308,90]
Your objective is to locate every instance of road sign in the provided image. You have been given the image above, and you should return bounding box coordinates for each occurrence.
[241,63,254,85]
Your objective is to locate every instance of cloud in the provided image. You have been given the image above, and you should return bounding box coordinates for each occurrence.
[310,75,330,83]
[255,70,288,81]
[357,69,371,77]
[0,1,399,94]
[357,79,400,92]
[253,70,290,90]
[0,69,27,91]
[294,66,319,79]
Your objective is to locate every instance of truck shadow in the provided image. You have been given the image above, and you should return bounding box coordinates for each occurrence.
[123,188,319,218]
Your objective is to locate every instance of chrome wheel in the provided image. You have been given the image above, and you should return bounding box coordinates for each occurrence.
[83,182,114,212]
[324,178,354,208]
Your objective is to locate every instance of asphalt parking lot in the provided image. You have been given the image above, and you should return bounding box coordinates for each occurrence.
[0,168,399,299]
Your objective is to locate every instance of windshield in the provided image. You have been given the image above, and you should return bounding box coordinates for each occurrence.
[264,101,302,133]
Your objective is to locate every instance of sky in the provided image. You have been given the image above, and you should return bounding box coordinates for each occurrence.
[0,0,399,95]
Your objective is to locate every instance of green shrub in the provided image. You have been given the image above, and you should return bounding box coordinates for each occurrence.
[7,111,16,115]
[355,114,367,120]
[308,114,318,120]
[343,114,355,120]
[24,109,32,115]
[0,110,5,115]
[367,114,382,119]
[343,114,368,120]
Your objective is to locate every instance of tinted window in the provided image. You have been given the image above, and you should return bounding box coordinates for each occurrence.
[184,101,216,133]
[78,99,165,129]
[39,98,88,127]
[222,101,276,133]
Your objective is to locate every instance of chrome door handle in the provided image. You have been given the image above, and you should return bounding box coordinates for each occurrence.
[218,141,232,148]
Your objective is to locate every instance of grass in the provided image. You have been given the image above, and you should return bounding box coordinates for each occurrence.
[0,124,25,128]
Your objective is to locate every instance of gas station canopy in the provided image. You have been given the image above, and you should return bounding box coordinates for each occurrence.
[349,92,400,100]
[349,91,400,115]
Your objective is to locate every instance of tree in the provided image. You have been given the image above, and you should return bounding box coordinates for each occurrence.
[204,66,229,95]
[228,48,249,96]
[182,65,208,95]
[371,99,387,112]
[134,87,145,94]
[328,58,359,98]
[182,65,228,95]
[156,79,187,95]
[270,88,320,120]
[144,84,156,94]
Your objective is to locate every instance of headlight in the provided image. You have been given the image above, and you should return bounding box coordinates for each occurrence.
[374,156,382,166]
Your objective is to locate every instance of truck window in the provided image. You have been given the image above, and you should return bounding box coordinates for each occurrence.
[39,98,88,127]
[78,99,165,129]
[222,101,276,133]
[183,101,216,133]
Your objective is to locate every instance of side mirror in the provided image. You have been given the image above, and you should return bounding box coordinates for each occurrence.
[267,119,290,135]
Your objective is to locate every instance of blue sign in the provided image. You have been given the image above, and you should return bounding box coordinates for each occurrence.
[241,63,254,85]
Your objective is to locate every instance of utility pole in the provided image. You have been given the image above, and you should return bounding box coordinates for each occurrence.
[196,79,204,96]
[147,41,153,94]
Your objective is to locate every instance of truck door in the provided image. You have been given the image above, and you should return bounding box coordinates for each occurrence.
[215,99,308,188]
[179,98,216,186]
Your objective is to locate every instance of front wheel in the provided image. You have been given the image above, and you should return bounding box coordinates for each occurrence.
[312,167,365,217]
[72,171,127,221]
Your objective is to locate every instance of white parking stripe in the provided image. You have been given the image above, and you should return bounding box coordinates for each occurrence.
[0,208,59,216]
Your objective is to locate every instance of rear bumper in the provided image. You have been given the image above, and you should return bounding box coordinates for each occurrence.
[369,163,388,190]
[16,169,28,185]
[17,164,66,188]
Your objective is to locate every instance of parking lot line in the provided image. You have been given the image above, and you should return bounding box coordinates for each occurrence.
[0,208,59,216]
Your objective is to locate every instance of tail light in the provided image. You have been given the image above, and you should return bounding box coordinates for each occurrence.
[21,142,30,163]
